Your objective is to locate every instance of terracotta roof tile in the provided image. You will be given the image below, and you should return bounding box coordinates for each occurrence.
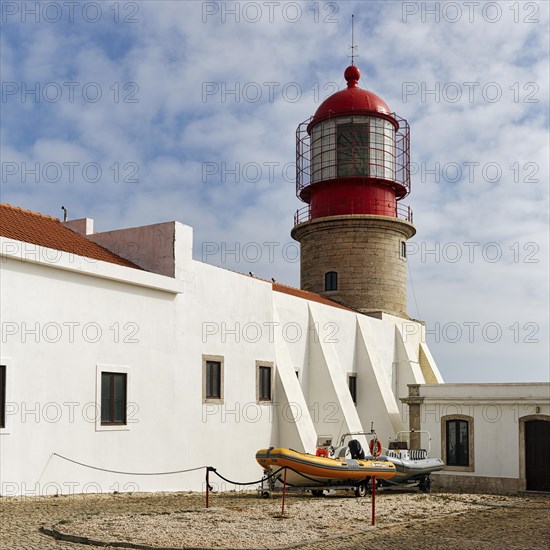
[0,203,140,269]
[215,266,355,312]
[272,281,355,312]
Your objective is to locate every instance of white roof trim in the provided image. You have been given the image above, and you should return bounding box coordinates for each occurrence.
[0,237,184,294]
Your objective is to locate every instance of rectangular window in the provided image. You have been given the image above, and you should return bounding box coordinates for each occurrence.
[401,241,407,258]
[370,118,396,180]
[325,271,338,291]
[348,374,357,404]
[311,120,336,183]
[446,419,469,466]
[202,355,224,403]
[0,365,6,429]
[101,372,127,425]
[256,361,274,403]
[258,366,272,401]
[205,361,222,399]
[337,122,369,177]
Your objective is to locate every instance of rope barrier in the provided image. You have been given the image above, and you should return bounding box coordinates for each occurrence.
[50,455,365,492]
[50,454,311,486]
[210,465,364,488]
[208,466,285,486]
[52,453,208,476]
[49,452,378,519]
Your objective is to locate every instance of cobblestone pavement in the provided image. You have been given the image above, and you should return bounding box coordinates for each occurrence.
[0,491,548,550]
[292,499,550,550]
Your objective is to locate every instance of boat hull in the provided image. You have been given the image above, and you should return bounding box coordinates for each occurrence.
[383,456,444,484]
[256,447,396,487]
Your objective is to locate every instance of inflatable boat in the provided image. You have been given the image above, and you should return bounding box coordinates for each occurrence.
[382,441,444,492]
[331,429,444,493]
[349,429,444,492]
[255,445,396,488]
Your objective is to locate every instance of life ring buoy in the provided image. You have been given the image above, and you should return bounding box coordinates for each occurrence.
[316,448,328,457]
[369,439,382,457]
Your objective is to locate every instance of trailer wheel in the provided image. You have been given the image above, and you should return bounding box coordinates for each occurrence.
[311,489,324,497]
[261,491,271,499]
[419,476,431,493]
[354,483,368,498]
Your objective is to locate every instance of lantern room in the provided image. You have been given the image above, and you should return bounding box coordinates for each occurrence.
[295,65,412,225]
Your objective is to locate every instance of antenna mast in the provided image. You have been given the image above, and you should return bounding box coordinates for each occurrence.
[349,14,358,65]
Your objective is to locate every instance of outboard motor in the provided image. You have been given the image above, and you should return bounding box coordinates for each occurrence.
[348,439,365,460]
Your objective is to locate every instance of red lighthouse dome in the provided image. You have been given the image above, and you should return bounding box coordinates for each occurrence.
[308,65,394,130]
[295,65,411,224]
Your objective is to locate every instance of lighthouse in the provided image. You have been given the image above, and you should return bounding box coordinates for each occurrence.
[291,64,415,319]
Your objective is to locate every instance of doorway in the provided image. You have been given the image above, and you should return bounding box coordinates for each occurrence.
[525,419,550,491]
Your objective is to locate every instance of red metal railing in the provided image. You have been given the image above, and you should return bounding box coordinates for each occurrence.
[294,202,413,226]
[296,113,411,200]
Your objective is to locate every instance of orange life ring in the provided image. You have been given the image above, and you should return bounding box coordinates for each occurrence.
[369,439,382,457]
[316,448,328,457]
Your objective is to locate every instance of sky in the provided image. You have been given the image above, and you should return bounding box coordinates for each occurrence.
[1,0,548,384]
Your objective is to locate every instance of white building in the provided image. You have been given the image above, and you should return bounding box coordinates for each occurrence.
[0,203,441,495]
[402,383,549,493]
[1,63,548,496]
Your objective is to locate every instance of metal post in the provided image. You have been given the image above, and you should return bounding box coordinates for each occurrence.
[206,467,210,509]
[281,468,288,516]
[371,476,376,526]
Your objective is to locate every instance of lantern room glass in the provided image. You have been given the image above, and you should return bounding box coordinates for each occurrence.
[310,116,396,183]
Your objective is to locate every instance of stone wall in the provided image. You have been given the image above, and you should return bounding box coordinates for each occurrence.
[291,215,416,318]
[432,473,520,494]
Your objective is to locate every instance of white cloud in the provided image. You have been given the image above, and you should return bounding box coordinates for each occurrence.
[1,0,548,383]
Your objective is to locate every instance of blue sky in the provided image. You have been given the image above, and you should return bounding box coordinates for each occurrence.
[1,1,549,383]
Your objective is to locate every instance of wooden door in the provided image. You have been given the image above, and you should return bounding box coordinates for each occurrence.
[525,420,550,491]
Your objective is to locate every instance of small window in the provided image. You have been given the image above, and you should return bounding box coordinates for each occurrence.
[401,241,407,258]
[325,271,338,291]
[205,361,222,399]
[446,419,469,466]
[0,365,6,429]
[203,355,224,403]
[101,372,127,425]
[258,366,272,401]
[348,374,357,404]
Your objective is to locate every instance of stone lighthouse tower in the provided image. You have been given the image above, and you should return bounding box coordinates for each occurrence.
[291,64,415,319]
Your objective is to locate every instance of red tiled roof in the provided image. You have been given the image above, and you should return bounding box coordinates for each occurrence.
[217,265,355,312]
[0,203,140,269]
[272,282,355,312]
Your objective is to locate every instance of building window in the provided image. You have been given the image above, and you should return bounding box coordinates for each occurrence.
[337,122,369,177]
[0,365,6,429]
[325,271,338,291]
[256,361,274,402]
[203,355,224,403]
[401,241,407,258]
[441,414,474,471]
[258,366,272,401]
[446,419,469,466]
[206,361,222,399]
[101,372,127,425]
[348,374,357,404]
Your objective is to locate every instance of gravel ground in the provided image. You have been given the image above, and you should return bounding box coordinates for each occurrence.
[0,489,548,550]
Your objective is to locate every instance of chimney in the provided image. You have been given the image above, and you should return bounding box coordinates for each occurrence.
[62,218,94,236]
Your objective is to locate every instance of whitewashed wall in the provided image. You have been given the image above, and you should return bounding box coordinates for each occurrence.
[417,384,550,481]
[0,249,184,495]
[0,225,438,496]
